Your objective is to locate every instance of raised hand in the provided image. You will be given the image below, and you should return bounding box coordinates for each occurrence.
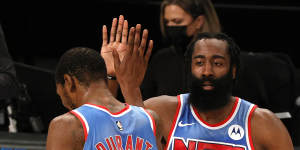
[113,24,153,106]
[101,15,129,76]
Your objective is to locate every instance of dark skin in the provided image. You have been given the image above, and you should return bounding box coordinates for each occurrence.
[46,77,132,150]
[111,38,294,150]
[46,19,161,150]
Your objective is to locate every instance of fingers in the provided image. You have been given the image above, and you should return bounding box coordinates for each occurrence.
[115,15,124,42]
[121,20,128,44]
[127,27,136,56]
[133,24,141,55]
[139,29,148,56]
[109,18,117,43]
[145,40,153,64]
[102,25,108,47]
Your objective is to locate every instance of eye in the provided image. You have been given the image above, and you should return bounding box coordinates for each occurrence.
[173,19,182,24]
[195,61,204,66]
[214,62,224,67]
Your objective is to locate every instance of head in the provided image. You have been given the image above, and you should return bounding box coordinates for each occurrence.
[55,47,107,110]
[184,32,240,112]
[160,0,221,51]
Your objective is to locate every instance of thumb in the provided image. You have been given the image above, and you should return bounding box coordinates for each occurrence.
[113,49,121,72]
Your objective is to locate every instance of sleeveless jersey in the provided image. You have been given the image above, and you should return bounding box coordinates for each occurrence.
[165,93,257,150]
[70,103,158,150]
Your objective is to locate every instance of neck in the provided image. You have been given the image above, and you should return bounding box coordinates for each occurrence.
[79,80,121,107]
[195,96,236,125]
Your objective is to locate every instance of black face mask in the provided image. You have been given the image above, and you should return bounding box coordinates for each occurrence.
[165,26,193,54]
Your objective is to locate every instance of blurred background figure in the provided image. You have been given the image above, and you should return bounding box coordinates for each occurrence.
[0,23,19,132]
[0,23,18,100]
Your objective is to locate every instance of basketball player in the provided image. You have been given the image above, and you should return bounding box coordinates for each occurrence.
[46,25,161,149]
[111,32,294,149]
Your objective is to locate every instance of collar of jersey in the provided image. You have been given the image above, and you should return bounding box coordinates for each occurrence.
[84,103,131,116]
[191,97,240,129]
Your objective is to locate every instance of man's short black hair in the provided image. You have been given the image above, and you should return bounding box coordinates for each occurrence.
[184,32,241,81]
[55,47,107,86]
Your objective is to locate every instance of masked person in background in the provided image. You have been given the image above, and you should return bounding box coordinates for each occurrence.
[141,0,221,99]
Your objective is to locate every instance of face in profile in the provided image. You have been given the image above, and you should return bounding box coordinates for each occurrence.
[56,83,76,110]
[188,39,236,111]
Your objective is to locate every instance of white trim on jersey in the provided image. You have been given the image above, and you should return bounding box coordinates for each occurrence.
[140,107,155,133]
[245,104,256,150]
[83,104,132,117]
[72,109,90,135]
[166,94,184,150]
[190,98,242,130]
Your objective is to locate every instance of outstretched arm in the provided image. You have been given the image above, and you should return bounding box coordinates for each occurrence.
[113,24,153,107]
[251,108,294,150]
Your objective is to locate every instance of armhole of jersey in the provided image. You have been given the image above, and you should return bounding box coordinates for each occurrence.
[143,108,157,137]
[164,95,183,150]
[246,104,258,150]
[70,110,89,141]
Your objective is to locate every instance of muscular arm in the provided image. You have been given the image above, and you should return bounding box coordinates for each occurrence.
[144,96,179,148]
[46,113,84,150]
[251,108,294,150]
[145,109,163,150]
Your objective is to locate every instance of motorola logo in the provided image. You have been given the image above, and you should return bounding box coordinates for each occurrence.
[228,124,244,140]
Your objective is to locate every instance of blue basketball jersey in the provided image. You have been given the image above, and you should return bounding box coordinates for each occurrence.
[70,103,158,150]
[165,94,257,150]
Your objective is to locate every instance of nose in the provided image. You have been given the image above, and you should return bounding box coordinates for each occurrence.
[202,62,213,77]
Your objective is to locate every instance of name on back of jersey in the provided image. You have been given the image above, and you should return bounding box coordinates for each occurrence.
[95,135,154,150]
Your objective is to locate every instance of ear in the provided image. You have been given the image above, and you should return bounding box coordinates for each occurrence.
[194,15,205,30]
[63,74,77,93]
[232,65,237,79]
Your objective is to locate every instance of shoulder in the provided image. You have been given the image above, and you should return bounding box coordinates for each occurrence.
[48,112,83,138]
[46,112,85,150]
[251,108,279,128]
[250,108,293,149]
[144,95,180,124]
[144,95,179,111]
[49,112,80,129]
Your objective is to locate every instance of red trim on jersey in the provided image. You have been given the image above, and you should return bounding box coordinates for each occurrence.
[69,111,88,141]
[86,103,130,115]
[143,108,157,137]
[164,95,182,150]
[193,97,239,127]
[248,105,257,150]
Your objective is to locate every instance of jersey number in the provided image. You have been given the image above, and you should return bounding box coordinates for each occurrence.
[173,138,245,150]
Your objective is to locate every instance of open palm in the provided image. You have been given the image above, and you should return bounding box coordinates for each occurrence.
[101,15,128,75]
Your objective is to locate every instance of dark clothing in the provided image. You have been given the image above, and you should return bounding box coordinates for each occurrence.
[141,46,298,114]
[141,46,189,99]
[0,24,18,99]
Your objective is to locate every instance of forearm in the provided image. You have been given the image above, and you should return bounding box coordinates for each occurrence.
[119,84,144,107]
[107,79,119,98]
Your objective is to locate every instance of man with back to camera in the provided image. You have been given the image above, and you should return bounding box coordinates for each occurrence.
[46,23,161,149]
[111,32,294,150]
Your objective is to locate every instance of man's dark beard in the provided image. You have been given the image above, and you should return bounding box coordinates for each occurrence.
[188,70,234,112]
